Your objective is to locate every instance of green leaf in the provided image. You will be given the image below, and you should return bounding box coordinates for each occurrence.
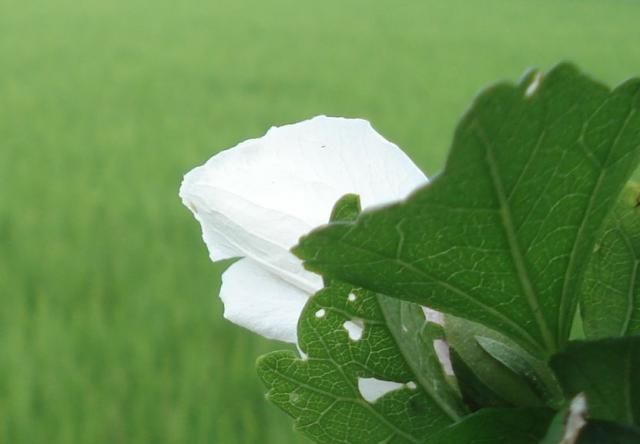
[378,297,467,418]
[541,394,640,444]
[446,316,542,409]
[475,336,563,407]
[295,63,640,358]
[445,315,561,409]
[331,194,465,418]
[540,394,588,444]
[257,284,462,443]
[330,193,362,223]
[257,195,464,443]
[423,408,553,444]
[577,420,640,444]
[550,336,640,426]
[449,347,513,410]
[581,182,640,338]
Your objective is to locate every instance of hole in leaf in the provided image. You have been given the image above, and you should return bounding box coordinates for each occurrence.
[343,319,364,340]
[357,377,404,403]
[422,306,444,325]
[433,339,454,376]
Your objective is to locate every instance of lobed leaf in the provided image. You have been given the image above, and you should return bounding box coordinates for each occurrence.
[295,64,640,358]
[257,284,463,443]
[581,182,640,338]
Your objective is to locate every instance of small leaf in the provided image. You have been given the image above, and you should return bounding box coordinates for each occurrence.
[581,182,640,338]
[445,315,558,409]
[449,347,513,410]
[379,297,467,418]
[257,283,463,443]
[295,64,640,359]
[330,193,362,222]
[475,336,563,407]
[550,336,640,426]
[423,408,554,444]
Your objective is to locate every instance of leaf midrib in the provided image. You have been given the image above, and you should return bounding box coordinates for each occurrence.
[474,121,557,355]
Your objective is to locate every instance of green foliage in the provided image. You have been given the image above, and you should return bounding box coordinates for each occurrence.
[380,299,467,419]
[257,282,460,443]
[539,400,577,444]
[258,195,464,442]
[577,421,640,444]
[582,183,640,338]
[424,408,553,444]
[445,316,562,409]
[541,395,640,444]
[260,65,640,442]
[550,337,640,426]
[295,64,640,359]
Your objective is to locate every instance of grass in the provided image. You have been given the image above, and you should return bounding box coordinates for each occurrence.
[1,0,639,442]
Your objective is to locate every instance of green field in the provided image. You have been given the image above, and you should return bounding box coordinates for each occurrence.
[1,0,639,442]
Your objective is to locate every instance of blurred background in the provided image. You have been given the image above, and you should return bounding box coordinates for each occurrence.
[1,0,639,442]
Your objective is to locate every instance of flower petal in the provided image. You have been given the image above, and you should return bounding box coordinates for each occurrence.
[220,258,309,343]
[182,185,322,293]
[180,116,427,294]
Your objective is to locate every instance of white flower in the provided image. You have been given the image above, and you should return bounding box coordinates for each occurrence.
[179,116,427,343]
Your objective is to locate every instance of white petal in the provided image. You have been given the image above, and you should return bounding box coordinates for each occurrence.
[180,116,427,294]
[220,258,308,343]
[182,185,322,294]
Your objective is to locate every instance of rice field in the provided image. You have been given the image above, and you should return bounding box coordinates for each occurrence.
[1,0,639,442]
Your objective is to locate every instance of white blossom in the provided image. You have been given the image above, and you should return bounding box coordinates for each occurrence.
[179,115,427,343]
